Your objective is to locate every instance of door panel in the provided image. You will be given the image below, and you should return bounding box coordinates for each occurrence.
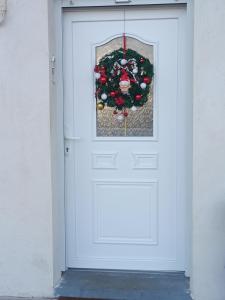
[64,6,187,271]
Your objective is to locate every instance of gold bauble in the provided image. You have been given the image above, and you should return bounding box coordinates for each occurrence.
[97,102,104,110]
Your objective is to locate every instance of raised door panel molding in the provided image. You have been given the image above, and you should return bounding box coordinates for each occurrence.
[132,153,158,169]
[92,152,118,169]
[93,180,158,245]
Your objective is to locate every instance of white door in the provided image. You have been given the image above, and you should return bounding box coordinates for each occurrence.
[64,6,188,271]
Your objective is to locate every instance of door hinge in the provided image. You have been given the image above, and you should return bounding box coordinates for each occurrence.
[0,0,7,24]
[51,56,56,73]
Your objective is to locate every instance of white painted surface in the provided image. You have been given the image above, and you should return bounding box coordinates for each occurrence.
[64,7,188,271]
[62,0,188,7]
[192,0,225,299]
[0,0,55,297]
[50,0,67,286]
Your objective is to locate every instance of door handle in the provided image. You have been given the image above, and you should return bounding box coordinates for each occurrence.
[64,136,81,141]
[64,136,81,155]
[115,0,131,3]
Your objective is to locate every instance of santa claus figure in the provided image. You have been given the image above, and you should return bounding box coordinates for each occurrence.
[119,71,131,94]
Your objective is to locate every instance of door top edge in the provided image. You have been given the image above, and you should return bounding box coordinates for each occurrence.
[61,0,188,8]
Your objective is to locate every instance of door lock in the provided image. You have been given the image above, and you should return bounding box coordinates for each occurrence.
[65,146,70,155]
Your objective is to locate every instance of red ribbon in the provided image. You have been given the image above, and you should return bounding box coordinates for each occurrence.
[123,33,127,58]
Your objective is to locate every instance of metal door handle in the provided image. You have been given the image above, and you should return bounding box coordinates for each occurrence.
[64,136,81,141]
[115,0,131,3]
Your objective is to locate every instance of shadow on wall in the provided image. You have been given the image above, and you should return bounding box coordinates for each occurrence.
[0,0,7,24]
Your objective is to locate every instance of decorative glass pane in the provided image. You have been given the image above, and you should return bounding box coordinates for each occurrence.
[95,36,154,137]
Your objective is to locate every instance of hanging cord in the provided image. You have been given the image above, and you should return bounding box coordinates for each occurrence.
[123,7,126,34]
[123,8,127,58]
[123,33,127,58]
[123,7,128,135]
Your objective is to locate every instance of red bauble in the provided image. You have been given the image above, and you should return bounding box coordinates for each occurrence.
[99,76,107,84]
[135,94,142,101]
[110,91,116,97]
[143,76,152,84]
[140,57,145,63]
[115,97,125,106]
[123,111,128,117]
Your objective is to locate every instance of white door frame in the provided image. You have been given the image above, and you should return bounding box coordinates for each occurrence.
[52,0,193,277]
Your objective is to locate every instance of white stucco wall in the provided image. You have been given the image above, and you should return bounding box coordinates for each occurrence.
[192,0,225,299]
[0,0,54,297]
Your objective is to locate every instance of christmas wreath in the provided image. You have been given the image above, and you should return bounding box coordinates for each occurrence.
[94,45,154,117]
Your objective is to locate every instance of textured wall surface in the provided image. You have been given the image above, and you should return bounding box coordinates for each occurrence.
[192,0,225,299]
[0,0,54,297]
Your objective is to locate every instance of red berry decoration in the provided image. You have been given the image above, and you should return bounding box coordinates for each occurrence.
[140,57,145,63]
[99,76,107,84]
[135,94,142,101]
[113,110,118,115]
[110,91,116,97]
[115,97,125,106]
[123,111,128,117]
[143,76,152,84]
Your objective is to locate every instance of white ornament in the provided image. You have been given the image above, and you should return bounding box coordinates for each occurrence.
[95,72,101,79]
[133,68,138,74]
[117,114,124,122]
[140,82,147,89]
[101,93,107,100]
[121,59,127,65]
[131,106,137,112]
